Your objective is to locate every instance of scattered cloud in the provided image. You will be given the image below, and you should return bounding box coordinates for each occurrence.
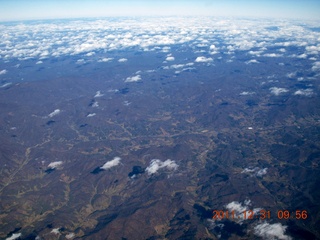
[36,60,43,64]
[0,82,12,88]
[195,56,213,63]
[100,157,121,170]
[123,100,131,106]
[94,91,104,98]
[312,61,320,71]
[48,109,61,118]
[269,87,289,96]
[254,223,292,240]
[66,233,75,239]
[48,161,63,169]
[264,53,282,57]
[239,91,255,95]
[0,69,7,75]
[242,167,268,177]
[145,159,178,175]
[225,199,261,223]
[166,56,175,61]
[92,101,99,107]
[87,113,96,117]
[245,59,259,64]
[125,75,141,82]
[98,58,113,62]
[51,228,61,235]
[6,233,22,240]
[294,89,313,96]
[118,58,128,62]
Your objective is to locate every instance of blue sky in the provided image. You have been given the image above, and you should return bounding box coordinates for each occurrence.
[0,0,319,21]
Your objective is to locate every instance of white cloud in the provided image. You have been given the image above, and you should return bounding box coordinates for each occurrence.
[0,69,7,75]
[245,59,259,64]
[242,167,268,177]
[51,228,61,235]
[297,53,307,59]
[256,168,268,177]
[264,53,282,57]
[0,82,12,88]
[86,51,95,56]
[118,58,128,62]
[48,109,61,118]
[294,89,313,96]
[123,101,131,106]
[48,161,63,169]
[98,58,113,62]
[6,233,22,240]
[312,61,320,71]
[92,102,99,107]
[87,113,96,117]
[94,91,104,98]
[195,56,213,63]
[269,87,289,96]
[254,223,291,240]
[76,59,85,64]
[225,200,262,223]
[36,60,43,64]
[209,44,216,50]
[225,201,248,215]
[100,157,121,170]
[146,159,178,175]
[239,91,255,96]
[66,233,75,239]
[125,75,141,82]
[166,56,175,61]
[286,72,296,78]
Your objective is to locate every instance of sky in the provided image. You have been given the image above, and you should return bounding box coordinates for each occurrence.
[0,0,319,21]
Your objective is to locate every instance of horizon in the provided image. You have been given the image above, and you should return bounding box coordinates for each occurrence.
[0,0,320,22]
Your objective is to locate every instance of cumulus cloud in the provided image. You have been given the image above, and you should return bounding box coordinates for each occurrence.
[242,167,268,177]
[209,44,216,50]
[294,89,313,96]
[269,87,289,96]
[145,159,178,175]
[118,58,128,62]
[94,91,104,98]
[100,157,121,170]
[254,223,291,240]
[195,56,213,63]
[36,61,43,64]
[0,69,7,75]
[48,109,61,118]
[48,161,63,169]
[6,233,22,240]
[125,75,141,82]
[166,56,175,61]
[87,113,96,117]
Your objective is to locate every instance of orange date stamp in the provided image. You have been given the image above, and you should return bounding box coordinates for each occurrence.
[212,210,308,220]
